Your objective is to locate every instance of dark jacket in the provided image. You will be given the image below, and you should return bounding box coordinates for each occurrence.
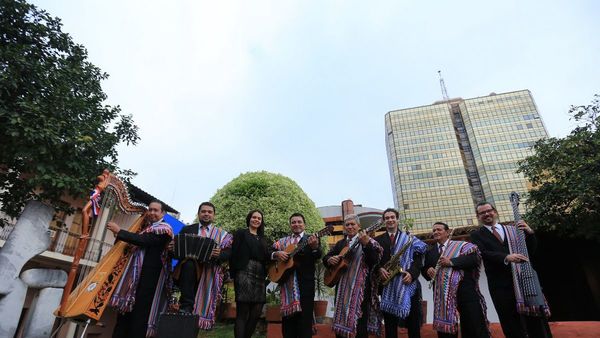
[374,232,422,282]
[469,225,537,290]
[229,228,271,275]
[323,237,380,270]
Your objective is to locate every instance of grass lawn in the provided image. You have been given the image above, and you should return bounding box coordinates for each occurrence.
[199,321,266,338]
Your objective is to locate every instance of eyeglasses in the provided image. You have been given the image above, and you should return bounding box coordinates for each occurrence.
[477,208,495,216]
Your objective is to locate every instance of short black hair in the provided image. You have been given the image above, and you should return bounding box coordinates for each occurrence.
[382,208,399,219]
[475,201,496,213]
[198,201,216,214]
[289,213,305,224]
[433,222,449,230]
[148,200,164,212]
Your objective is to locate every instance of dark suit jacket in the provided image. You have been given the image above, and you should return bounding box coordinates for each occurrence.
[229,228,271,275]
[469,226,537,290]
[278,235,323,300]
[421,243,480,302]
[374,232,422,282]
[176,223,231,263]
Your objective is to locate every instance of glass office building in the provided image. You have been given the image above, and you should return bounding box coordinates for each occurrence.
[385,90,548,233]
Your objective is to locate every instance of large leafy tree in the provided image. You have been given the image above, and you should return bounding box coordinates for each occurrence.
[210,171,324,241]
[0,0,139,222]
[518,94,600,242]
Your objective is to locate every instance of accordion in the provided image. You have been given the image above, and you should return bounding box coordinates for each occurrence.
[173,234,217,263]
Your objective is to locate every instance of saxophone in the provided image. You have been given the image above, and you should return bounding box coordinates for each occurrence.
[380,234,414,286]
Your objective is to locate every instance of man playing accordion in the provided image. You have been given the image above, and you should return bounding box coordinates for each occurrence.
[174,201,232,330]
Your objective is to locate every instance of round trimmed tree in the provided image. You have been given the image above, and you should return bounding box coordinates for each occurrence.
[210,171,324,240]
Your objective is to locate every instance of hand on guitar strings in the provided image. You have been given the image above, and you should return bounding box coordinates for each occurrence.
[505,253,529,263]
[275,251,290,262]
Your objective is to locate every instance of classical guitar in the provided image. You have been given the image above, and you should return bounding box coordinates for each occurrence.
[323,219,382,287]
[268,225,333,283]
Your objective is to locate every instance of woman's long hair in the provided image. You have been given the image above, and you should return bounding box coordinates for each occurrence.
[245,209,265,237]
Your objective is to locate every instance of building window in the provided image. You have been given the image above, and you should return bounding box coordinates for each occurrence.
[403,204,410,210]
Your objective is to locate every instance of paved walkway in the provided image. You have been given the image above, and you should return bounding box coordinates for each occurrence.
[267,321,600,338]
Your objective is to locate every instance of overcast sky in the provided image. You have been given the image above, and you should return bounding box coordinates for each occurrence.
[32,0,599,223]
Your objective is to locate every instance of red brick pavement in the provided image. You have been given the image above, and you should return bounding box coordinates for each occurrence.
[267,322,600,338]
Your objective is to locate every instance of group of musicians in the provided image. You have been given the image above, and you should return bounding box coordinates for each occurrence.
[105,200,552,338]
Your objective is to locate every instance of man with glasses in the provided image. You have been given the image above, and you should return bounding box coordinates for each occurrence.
[470,202,552,338]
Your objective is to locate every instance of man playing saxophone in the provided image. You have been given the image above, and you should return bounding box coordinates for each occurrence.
[374,208,427,338]
[422,222,489,338]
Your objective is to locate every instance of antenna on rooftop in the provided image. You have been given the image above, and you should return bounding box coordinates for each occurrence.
[438,70,450,101]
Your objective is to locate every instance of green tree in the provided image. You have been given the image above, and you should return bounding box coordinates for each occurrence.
[0,0,139,222]
[210,171,324,240]
[518,94,600,241]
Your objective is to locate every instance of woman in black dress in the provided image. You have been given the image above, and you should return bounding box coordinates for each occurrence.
[230,209,270,338]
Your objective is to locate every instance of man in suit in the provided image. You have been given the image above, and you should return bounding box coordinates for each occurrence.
[272,213,322,338]
[107,201,174,338]
[421,222,489,338]
[375,208,427,338]
[470,201,552,338]
[175,201,232,330]
[324,214,383,338]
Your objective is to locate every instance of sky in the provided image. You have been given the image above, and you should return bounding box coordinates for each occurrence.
[31,0,600,224]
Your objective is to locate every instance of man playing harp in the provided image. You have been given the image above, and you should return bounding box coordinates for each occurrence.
[174,201,232,329]
[470,202,551,338]
[106,200,174,338]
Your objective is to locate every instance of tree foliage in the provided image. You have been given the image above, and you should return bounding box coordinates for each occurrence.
[210,171,324,241]
[0,0,139,221]
[518,94,600,242]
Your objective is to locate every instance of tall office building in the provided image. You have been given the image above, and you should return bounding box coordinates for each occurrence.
[385,90,548,233]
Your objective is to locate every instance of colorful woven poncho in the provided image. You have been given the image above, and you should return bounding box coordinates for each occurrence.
[332,238,383,338]
[432,240,488,334]
[380,232,427,319]
[504,225,551,318]
[192,226,233,329]
[272,235,303,316]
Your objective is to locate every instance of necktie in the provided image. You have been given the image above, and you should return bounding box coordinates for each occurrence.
[200,225,208,237]
[438,243,444,254]
[293,235,300,245]
[390,233,395,245]
[492,226,503,243]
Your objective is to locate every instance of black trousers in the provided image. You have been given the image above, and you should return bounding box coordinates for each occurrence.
[386,286,422,338]
[177,259,198,312]
[282,296,314,338]
[436,298,489,338]
[113,267,161,338]
[490,287,552,338]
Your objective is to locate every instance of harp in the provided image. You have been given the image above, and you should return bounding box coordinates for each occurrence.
[56,170,147,323]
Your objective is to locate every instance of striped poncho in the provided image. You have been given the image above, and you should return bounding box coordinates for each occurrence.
[380,232,427,319]
[432,240,487,334]
[192,226,233,329]
[272,235,303,316]
[332,238,383,338]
